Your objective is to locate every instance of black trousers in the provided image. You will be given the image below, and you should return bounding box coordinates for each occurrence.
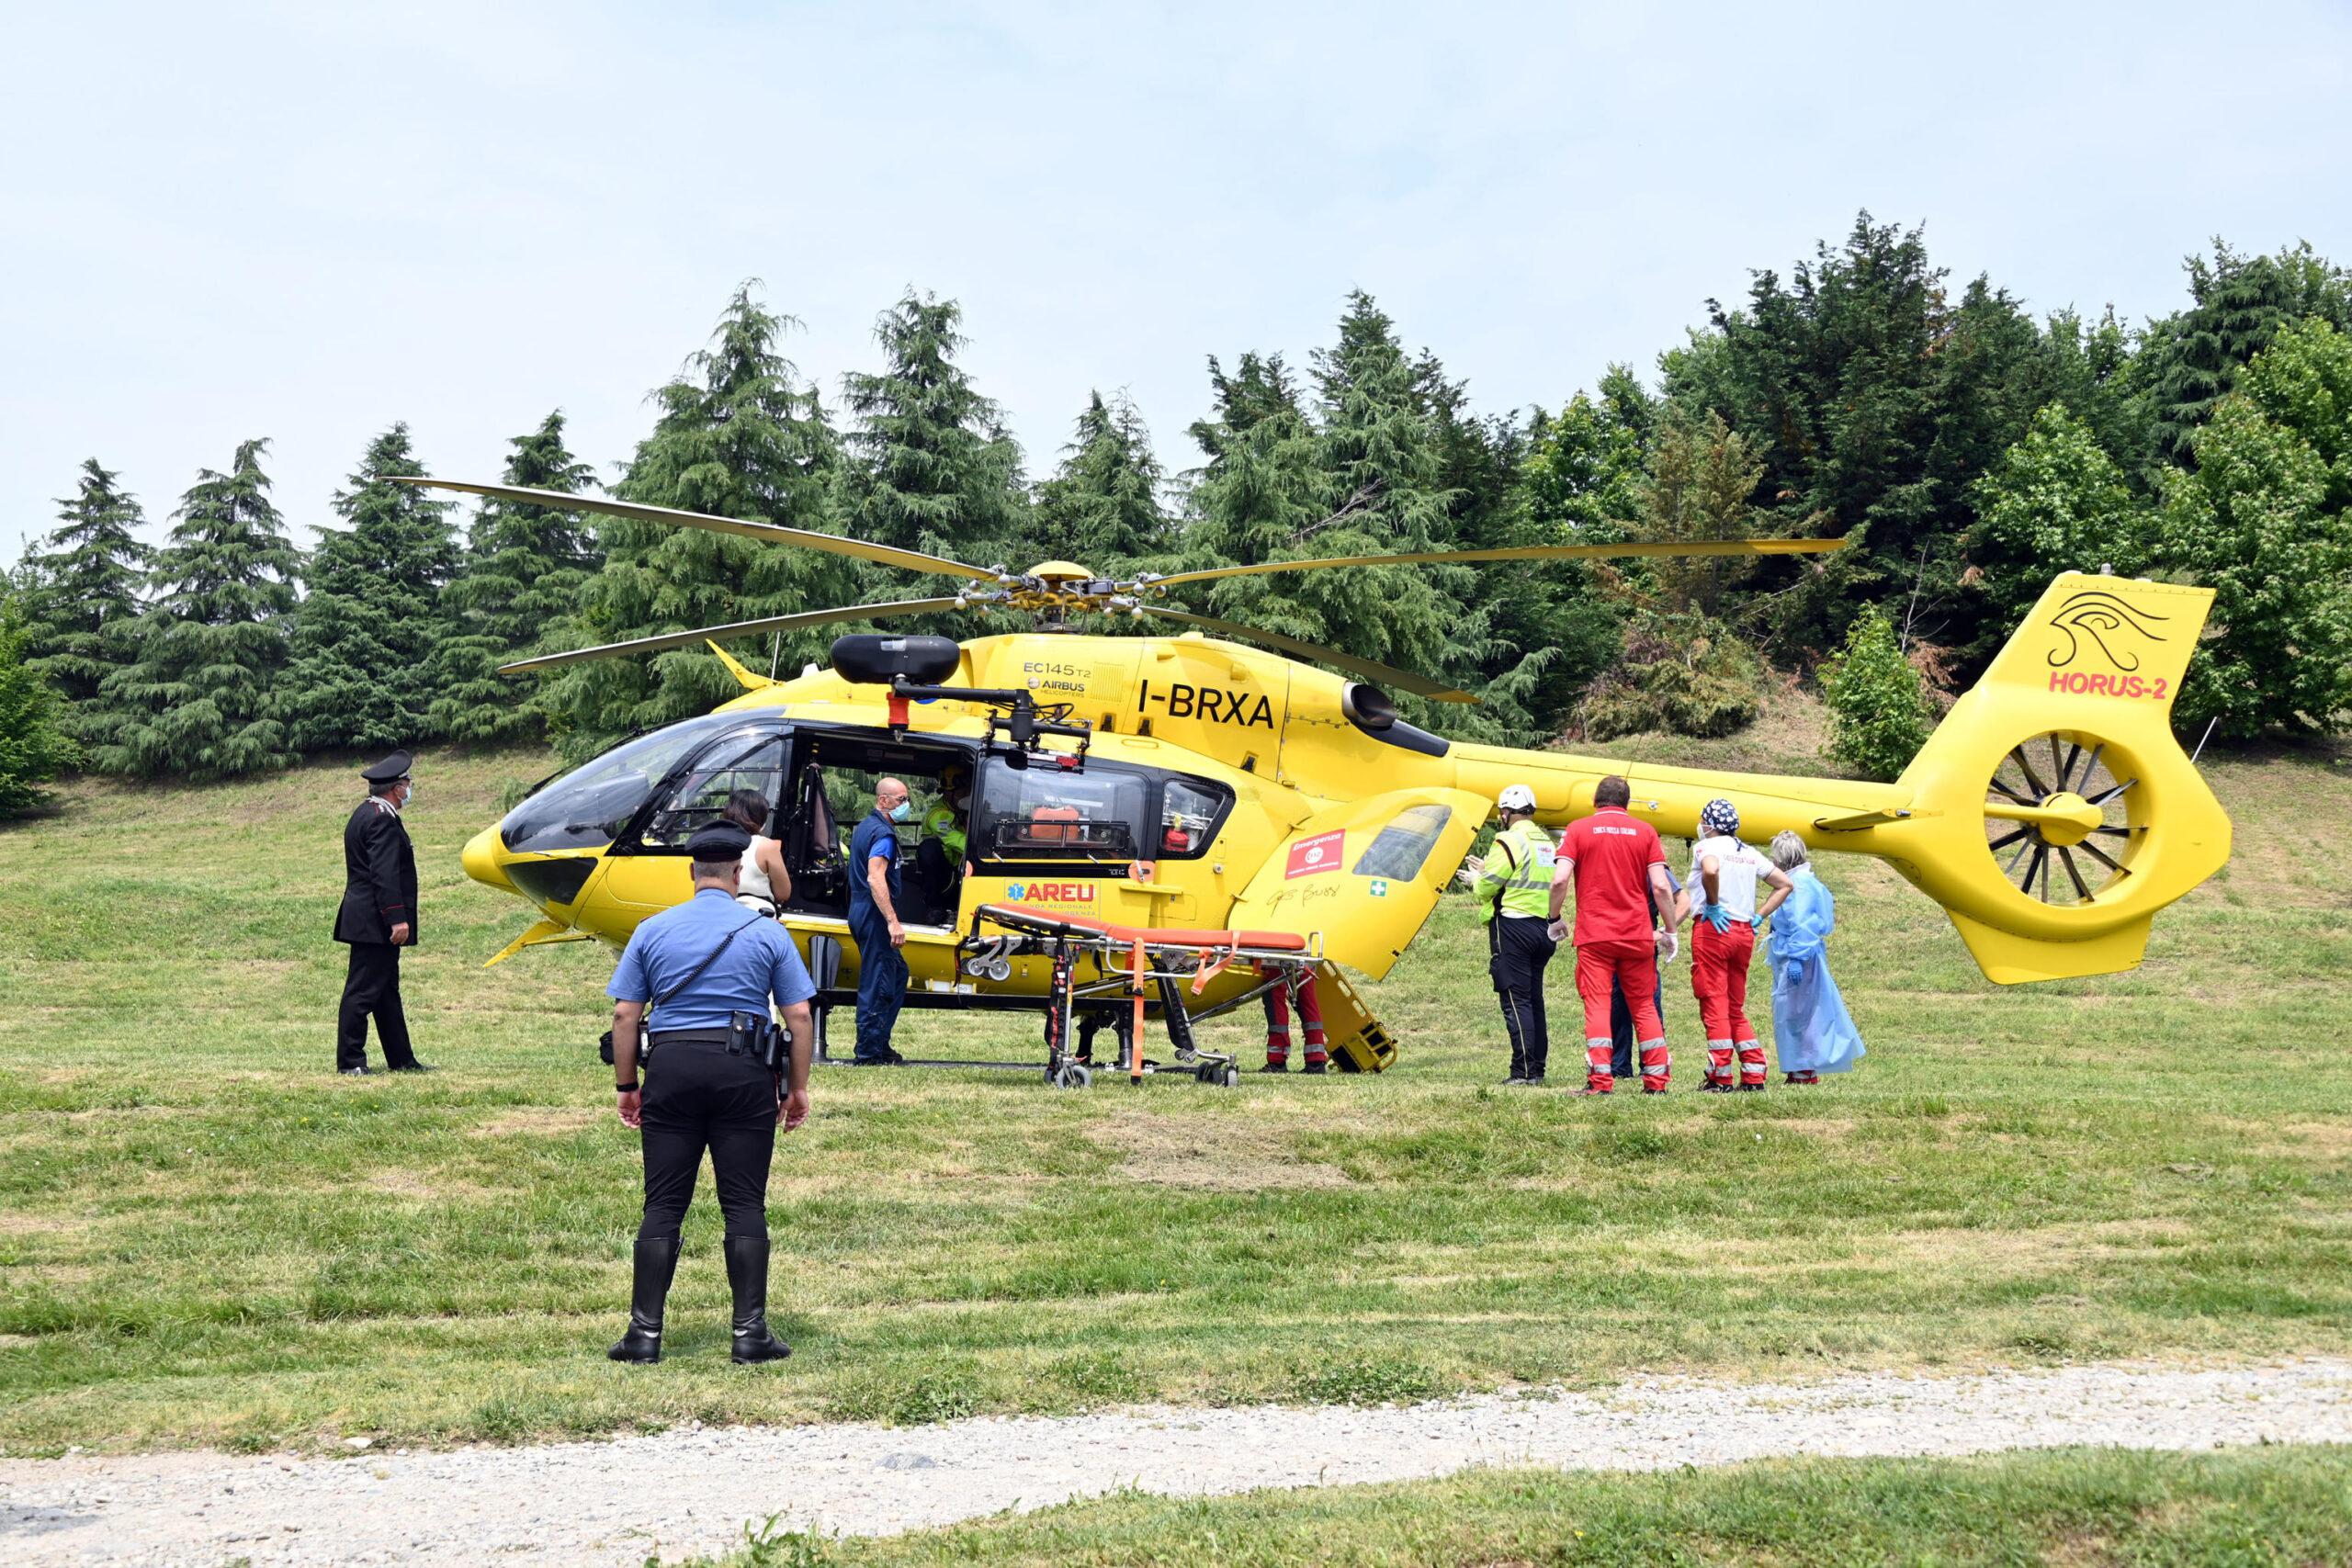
[1488,916,1557,1080]
[639,1043,777,1243]
[336,942,415,1071]
[1609,976,1665,1079]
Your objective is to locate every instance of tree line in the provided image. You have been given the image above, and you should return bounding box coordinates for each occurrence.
[6,214,2349,818]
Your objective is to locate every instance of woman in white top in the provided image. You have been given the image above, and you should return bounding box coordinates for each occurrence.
[1685,797,1792,1092]
[721,790,793,917]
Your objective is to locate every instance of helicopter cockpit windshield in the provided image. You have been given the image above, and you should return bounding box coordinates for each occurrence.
[499,712,750,854]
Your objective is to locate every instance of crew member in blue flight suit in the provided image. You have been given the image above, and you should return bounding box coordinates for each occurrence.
[606,823,818,1365]
[847,776,913,1066]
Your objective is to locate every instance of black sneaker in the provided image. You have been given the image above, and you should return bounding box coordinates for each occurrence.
[1261,1060,1290,1074]
[1697,1080,1733,1094]
[338,1066,372,1077]
[1501,1074,1528,1087]
[1301,1059,1328,1076]
[389,1062,437,1074]
[1736,1082,1766,1092]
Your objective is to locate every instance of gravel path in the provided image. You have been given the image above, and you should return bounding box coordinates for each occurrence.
[5,1359,2348,1566]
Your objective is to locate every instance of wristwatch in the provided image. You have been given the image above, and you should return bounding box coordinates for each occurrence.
[616,1081,639,1094]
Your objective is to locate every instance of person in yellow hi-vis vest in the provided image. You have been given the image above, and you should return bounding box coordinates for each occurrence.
[1467,783,1558,1086]
[913,769,970,912]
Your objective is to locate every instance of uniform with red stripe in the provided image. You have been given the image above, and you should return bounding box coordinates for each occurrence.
[1548,774,1679,1095]
[1687,798,1793,1091]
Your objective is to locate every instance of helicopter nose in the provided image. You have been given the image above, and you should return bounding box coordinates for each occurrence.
[462,826,516,892]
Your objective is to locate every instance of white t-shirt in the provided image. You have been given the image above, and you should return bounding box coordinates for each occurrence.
[1690,835,1774,921]
[738,835,779,904]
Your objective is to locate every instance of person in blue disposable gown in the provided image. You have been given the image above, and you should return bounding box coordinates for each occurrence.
[1765,831,1865,1084]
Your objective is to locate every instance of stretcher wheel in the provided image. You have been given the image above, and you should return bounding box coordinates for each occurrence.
[1053,1064,1092,1090]
[1220,1066,1240,1089]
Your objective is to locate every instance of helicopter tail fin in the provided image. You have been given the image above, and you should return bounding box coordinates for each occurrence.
[1890,572,2230,984]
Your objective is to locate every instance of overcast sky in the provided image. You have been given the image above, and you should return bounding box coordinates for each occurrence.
[6,1,2348,564]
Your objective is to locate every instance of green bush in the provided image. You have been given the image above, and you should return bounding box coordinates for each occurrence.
[1574,608,1764,740]
[1822,604,1932,781]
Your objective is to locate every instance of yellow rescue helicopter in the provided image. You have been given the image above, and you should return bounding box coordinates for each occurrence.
[404,478,2232,1070]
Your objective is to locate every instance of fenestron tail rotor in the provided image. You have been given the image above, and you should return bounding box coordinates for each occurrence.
[1981,730,2143,908]
[394,474,1846,694]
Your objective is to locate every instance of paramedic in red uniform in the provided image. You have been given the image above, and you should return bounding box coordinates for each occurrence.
[1687,797,1794,1091]
[1548,775,1679,1095]
[1259,973,1329,1074]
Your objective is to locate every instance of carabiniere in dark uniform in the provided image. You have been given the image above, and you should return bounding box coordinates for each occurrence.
[606,821,819,1365]
[334,750,431,1075]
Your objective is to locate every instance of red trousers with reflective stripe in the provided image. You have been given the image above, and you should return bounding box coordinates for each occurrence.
[1692,921,1765,1085]
[1576,939,1660,1042]
[1263,976,1326,1065]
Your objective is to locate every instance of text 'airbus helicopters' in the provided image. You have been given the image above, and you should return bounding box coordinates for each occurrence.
[401,476,2231,1071]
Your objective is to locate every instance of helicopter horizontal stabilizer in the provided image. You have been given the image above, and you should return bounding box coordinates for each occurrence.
[482,916,592,968]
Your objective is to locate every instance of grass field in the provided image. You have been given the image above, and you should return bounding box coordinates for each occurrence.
[695,1446,2352,1566]
[1,696,2347,1457]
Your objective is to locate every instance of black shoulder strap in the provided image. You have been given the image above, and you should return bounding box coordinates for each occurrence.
[650,915,765,1018]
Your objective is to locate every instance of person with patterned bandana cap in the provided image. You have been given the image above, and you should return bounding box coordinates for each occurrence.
[1686,798,1793,1092]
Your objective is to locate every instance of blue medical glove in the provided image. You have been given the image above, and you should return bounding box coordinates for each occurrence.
[1700,902,1734,933]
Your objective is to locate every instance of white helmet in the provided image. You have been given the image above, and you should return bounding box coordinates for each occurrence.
[1498,784,1537,814]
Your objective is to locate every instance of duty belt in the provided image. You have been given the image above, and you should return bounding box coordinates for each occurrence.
[646,1027,741,1051]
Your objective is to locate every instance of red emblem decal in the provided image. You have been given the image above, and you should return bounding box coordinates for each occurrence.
[1285,830,1345,879]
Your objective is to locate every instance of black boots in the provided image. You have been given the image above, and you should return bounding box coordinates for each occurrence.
[725,1235,792,1364]
[608,1235,680,1363]
[611,1235,789,1363]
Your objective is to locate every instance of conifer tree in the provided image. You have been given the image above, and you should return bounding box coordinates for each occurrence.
[282,424,458,752]
[2133,242,2352,467]
[0,586,79,818]
[1030,391,1172,567]
[539,283,854,761]
[428,412,598,746]
[91,439,300,779]
[842,289,1028,563]
[21,459,151,738]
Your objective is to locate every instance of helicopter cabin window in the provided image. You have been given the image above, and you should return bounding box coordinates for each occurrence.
[1351,802,1453,882]
[975,761,1149,862]
[1156,776,1231,859]
[500,711,751,854]
[637,735,788,851]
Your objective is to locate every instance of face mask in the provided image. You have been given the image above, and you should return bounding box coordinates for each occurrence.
[888,800,912,823]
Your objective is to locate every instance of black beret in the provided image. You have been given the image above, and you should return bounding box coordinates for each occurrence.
[686,823,752,863]
[360,750,413,784]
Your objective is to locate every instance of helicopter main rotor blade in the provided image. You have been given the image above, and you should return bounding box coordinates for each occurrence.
[1136,606,1479,704]
[1141,536,1847,590]
[385,478,1001,583]
[499,597,971,674]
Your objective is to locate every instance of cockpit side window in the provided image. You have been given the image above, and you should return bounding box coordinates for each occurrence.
[638,736,787,851]
[499,713,747,854]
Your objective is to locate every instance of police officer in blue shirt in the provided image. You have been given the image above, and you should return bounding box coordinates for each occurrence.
[607,823,818,1365]
[846,776,913,1066]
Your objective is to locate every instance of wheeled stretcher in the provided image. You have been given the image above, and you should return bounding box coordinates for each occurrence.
[965,903,1325,1089]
